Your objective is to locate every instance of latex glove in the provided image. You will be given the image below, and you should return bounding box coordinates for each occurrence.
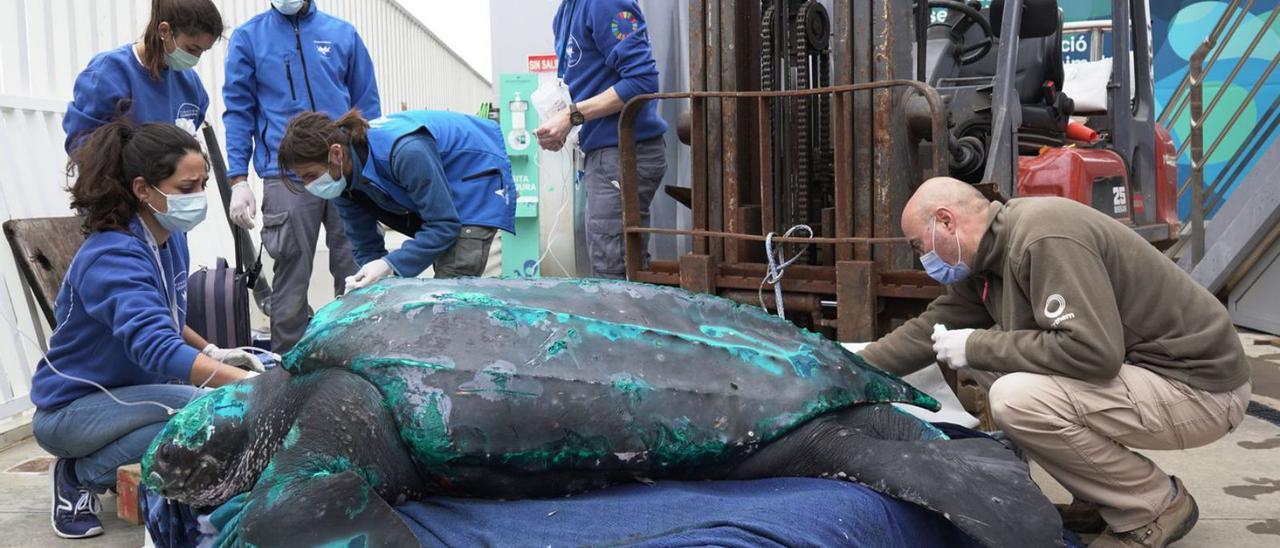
[202,344,266,373]
[345,259,395,290]
[242,370,261,379]
[931,324,975,370]
[229,180,258,229]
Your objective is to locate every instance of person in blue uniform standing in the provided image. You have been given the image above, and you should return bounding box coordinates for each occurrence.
[276,109,516,288]
[63,0,223,152]
[535,0,668,279]
[222,0,381,353]
[31,121,260,540]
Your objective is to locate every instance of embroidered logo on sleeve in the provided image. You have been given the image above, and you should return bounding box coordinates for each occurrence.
[611,11,641,40]
[1044,294,1076,328]
[565,36,583,69]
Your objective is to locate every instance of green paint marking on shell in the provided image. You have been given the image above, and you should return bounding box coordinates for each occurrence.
[286,301,380,371]
[500,431,612,470]
[647,417,728,467]
[392,387,459,469]
[423,292,823,377]
[609,373,652,402]
[546,339,569,358]
[351,356,455,374]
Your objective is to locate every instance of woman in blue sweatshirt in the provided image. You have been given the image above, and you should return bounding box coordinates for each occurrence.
[62,0,224,152]
[30,121,258,540]
[275,109,517,289]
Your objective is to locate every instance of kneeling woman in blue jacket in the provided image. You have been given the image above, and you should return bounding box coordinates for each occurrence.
[277,109,517,289]
[29,121,259,539]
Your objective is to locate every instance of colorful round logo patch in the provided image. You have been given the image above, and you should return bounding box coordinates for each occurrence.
[611,11,640,41]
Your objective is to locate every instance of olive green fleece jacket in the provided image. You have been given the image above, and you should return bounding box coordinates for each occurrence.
[862,198,1249,393]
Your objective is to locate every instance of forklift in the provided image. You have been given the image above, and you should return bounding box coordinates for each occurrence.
[920,0,1180,245]
[620,0,1181,342]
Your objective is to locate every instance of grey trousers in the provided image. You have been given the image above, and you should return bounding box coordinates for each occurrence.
[261,179,358,352]
[434,226,497,278]
[583,136,667,279]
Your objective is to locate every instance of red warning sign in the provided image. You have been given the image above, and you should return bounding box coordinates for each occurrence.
[527,54,559,73]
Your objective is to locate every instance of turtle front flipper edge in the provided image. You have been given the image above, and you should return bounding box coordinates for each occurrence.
[238,470,418,547]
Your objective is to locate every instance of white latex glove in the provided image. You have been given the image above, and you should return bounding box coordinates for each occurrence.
[345,259,395,290]
[931,324,975,370]
[229,181,258,229]
[843,342,873,354]
[202,344,266,373]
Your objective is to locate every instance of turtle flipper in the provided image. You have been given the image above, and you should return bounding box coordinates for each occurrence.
[239,470,418,547]
[731,404,1063,547]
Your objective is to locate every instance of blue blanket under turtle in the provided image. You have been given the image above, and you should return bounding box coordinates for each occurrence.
[394,478,982,548]
[146,476,1085,547]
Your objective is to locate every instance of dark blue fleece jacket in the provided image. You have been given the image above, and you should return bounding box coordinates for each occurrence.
[30,217,197,410]
[62,44,208,153]
[223,1,380,179]
[553,0,668,152]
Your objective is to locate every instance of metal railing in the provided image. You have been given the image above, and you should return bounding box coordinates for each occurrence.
[1161,0,1280,266]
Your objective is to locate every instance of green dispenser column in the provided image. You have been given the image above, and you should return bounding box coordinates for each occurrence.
[499,73,541,278]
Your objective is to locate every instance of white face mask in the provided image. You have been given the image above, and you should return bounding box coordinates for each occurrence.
[272,0,305,15]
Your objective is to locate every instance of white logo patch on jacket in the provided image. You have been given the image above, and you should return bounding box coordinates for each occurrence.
[314,40,333,57]
[1044,294,1076,328]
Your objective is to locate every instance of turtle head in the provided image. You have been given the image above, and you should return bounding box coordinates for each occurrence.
[143,379,260,507]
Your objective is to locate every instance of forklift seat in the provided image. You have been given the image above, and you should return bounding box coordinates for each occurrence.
[959,5,1075,139]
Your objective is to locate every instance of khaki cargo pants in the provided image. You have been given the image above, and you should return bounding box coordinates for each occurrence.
[970,365,1250,532]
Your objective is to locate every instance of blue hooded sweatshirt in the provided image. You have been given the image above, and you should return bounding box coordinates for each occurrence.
[223,1,381,180]
[334,110,517,277]
[30,217,198,411]
[62,44,209,153]
[553,0,668,153]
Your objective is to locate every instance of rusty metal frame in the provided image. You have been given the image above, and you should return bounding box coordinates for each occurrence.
[617,81,948,340]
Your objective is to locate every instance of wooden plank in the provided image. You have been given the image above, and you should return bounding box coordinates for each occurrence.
[679,254,718,294]
[836,261,877,342]
[3,217,86,327]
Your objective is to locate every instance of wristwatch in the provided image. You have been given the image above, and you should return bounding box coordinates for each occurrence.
[569,102,586,126]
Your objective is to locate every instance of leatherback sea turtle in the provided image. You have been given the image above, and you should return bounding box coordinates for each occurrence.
[143,278,1062,547]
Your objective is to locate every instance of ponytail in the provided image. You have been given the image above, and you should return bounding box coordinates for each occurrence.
[67,117,206,233]
[277,108,370,178]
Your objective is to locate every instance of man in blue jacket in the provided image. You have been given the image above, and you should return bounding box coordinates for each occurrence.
[535,0,668,279]
[223,0,380,352]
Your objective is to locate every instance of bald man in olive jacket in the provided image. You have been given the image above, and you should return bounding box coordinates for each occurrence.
[861,178,1250,548]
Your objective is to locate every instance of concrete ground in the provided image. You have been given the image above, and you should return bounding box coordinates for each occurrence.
[1,333,1278,547]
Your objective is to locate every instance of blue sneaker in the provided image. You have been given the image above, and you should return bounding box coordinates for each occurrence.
[50,458,103,539]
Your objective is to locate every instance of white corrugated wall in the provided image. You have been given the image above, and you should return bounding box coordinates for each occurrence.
[0,0,492,426]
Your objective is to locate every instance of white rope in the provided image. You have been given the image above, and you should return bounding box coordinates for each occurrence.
[759,224,814,318]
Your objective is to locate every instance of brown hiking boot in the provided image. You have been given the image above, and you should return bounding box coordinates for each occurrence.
[1089,477,1199,547]
[1056,498,1107,535]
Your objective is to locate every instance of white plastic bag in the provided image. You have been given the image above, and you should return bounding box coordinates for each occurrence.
[531,78,580,146]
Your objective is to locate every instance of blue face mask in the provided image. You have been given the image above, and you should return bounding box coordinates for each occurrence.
[306,165,347,200]
[920,218,972,285]
[148,189,208,233]
[272,0,306,16]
